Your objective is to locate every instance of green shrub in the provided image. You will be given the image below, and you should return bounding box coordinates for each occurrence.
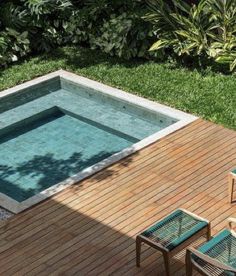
[0,29,30,66]
[0,0,153,66]
[89,12,152,59]
[0,0,75,63]
[69,0,153,59]
[145,0,236,71]
[0,0,235,71]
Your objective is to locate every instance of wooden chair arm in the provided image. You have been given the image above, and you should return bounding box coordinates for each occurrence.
[228,218,236,236]
[187,247,236,273]
[179,208,209,223]
[228,217,236,229]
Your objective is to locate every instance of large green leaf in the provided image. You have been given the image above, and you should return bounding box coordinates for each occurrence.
[149,39,170,51]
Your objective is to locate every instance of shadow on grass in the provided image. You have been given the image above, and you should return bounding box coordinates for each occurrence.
[3,46,147,73]
[33,46,231,76]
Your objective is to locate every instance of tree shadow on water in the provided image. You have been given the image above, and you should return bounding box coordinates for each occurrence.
[0,148,137,202]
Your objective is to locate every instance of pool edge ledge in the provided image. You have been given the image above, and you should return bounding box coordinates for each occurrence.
[0,70,198,214]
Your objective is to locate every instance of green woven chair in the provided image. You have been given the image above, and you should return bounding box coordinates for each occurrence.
[186,218,236,276]
[136,209,210,276]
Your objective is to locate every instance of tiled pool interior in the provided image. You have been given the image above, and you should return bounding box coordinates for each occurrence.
[0,76,177,205]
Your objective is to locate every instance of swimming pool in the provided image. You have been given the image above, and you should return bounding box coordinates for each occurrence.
[0,70,197,213]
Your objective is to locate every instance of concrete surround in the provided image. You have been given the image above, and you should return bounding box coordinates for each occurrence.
[0,70,198,214]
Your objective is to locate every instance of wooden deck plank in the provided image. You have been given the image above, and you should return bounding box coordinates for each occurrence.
[0,119,235,276]
[0,131,234,272]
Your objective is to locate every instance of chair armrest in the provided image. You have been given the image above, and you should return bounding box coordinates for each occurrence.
[187,247,236,273]
[228,218,236,236]
[179,208,209,223]
[228,217,236,228]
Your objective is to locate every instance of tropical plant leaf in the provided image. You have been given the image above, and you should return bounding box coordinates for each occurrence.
[149,39,170,51]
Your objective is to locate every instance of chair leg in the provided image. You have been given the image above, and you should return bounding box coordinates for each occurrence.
[185,249,193,276]
[163,252,170,276]
[136,236,142,267]
[228,174,234,203]
[207,223,211,241]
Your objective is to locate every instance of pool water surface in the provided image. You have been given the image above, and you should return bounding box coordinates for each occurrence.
[0,108,137,202]
[0,70,197,213]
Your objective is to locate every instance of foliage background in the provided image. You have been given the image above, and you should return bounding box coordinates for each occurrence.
[0,0,235,71]
[0,0,154,66]
[146,0,236,71]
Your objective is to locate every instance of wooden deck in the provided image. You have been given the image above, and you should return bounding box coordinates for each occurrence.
[0,119,235,276]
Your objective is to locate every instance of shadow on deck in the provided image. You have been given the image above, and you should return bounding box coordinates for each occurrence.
[0,119,235,275]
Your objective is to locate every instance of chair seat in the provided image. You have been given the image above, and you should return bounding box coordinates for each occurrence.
[141,209,208,251]
[194,229,236,275]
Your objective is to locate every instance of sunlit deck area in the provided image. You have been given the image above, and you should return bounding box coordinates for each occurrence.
[0,118,235,275]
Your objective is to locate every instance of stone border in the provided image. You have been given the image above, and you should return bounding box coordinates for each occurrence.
[0,70,198,213]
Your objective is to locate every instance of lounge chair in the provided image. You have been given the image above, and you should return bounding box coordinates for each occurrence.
[186,218,236,275]
[136,209,210,276]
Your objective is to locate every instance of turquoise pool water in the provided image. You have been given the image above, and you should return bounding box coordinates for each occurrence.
[0,108,137,202]
[0,77,177,203]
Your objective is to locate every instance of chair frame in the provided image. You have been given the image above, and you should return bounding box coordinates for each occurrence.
[186,218,236,276]
[136,209,211,276]
[229,171,236,203]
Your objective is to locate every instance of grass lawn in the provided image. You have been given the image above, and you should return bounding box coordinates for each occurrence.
[0,46,235,130]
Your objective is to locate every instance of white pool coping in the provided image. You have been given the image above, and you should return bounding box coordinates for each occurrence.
[0,70,198,214]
